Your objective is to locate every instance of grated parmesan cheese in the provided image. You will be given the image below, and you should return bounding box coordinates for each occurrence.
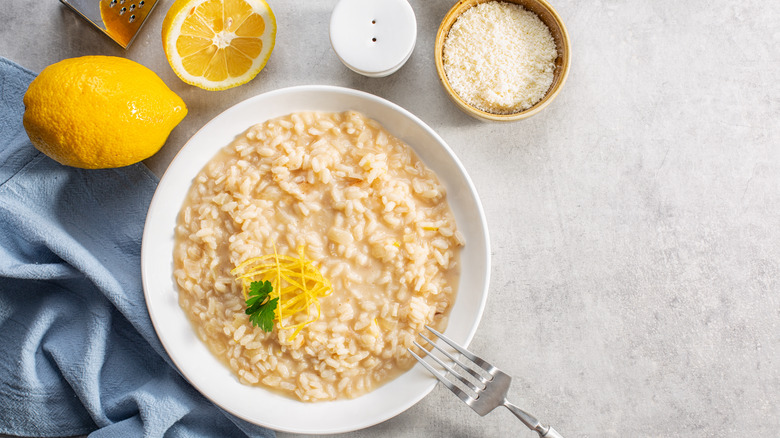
[443,1,558,114]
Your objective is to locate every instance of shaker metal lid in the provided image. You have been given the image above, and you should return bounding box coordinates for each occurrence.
[329,0,417,77]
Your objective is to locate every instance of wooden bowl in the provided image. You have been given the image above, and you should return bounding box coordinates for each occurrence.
[435,0,571,121]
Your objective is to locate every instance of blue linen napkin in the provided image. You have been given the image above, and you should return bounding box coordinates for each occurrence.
[0,57,274,438]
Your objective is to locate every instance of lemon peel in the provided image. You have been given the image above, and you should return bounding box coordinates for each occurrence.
[232,245,333,340]
[22,56,187,169]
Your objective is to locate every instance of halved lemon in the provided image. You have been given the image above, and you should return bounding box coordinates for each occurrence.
[161,0,276,90]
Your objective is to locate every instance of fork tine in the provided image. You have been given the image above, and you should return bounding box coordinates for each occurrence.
[417,333,490,386]
[408,348,474,405]
[425,325,499,375]
[412,341,482,394]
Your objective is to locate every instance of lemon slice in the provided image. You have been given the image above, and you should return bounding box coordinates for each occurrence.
[161,0,276,90]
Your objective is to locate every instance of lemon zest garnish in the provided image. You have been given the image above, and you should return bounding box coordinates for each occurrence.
[274,244,284,327]
[231,244,332,341]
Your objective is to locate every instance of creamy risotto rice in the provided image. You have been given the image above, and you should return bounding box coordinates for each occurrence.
[173,111,463,401]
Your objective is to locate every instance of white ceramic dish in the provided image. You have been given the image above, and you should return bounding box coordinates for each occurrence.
[141,85,490,434]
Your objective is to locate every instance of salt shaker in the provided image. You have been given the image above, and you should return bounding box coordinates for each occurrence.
[329,0,417,77]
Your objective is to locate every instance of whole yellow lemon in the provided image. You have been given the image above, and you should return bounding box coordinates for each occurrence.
[23,56,187,169]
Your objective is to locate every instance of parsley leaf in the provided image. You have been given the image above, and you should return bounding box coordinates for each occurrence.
[245,280,277,332]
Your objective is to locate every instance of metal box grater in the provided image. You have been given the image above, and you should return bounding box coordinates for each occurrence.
[60,0,159,49]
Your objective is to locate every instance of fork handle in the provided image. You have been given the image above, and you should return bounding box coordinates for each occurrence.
[504,401,564,438]
[540,426,564,438]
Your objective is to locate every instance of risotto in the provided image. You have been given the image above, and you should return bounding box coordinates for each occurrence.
[173,111,463,401]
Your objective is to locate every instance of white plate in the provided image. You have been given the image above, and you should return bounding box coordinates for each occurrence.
[141,85,490,434]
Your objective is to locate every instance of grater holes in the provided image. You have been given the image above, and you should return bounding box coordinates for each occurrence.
[130,3,135,10]
[109,0,117,7]
[138,0,144,7]
[129,14,136,22]
[119,6,126,14]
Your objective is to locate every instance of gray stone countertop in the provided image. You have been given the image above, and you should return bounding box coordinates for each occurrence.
[2,0,778,437]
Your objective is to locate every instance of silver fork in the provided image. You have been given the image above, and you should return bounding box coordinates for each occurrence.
[409,326,564,438]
